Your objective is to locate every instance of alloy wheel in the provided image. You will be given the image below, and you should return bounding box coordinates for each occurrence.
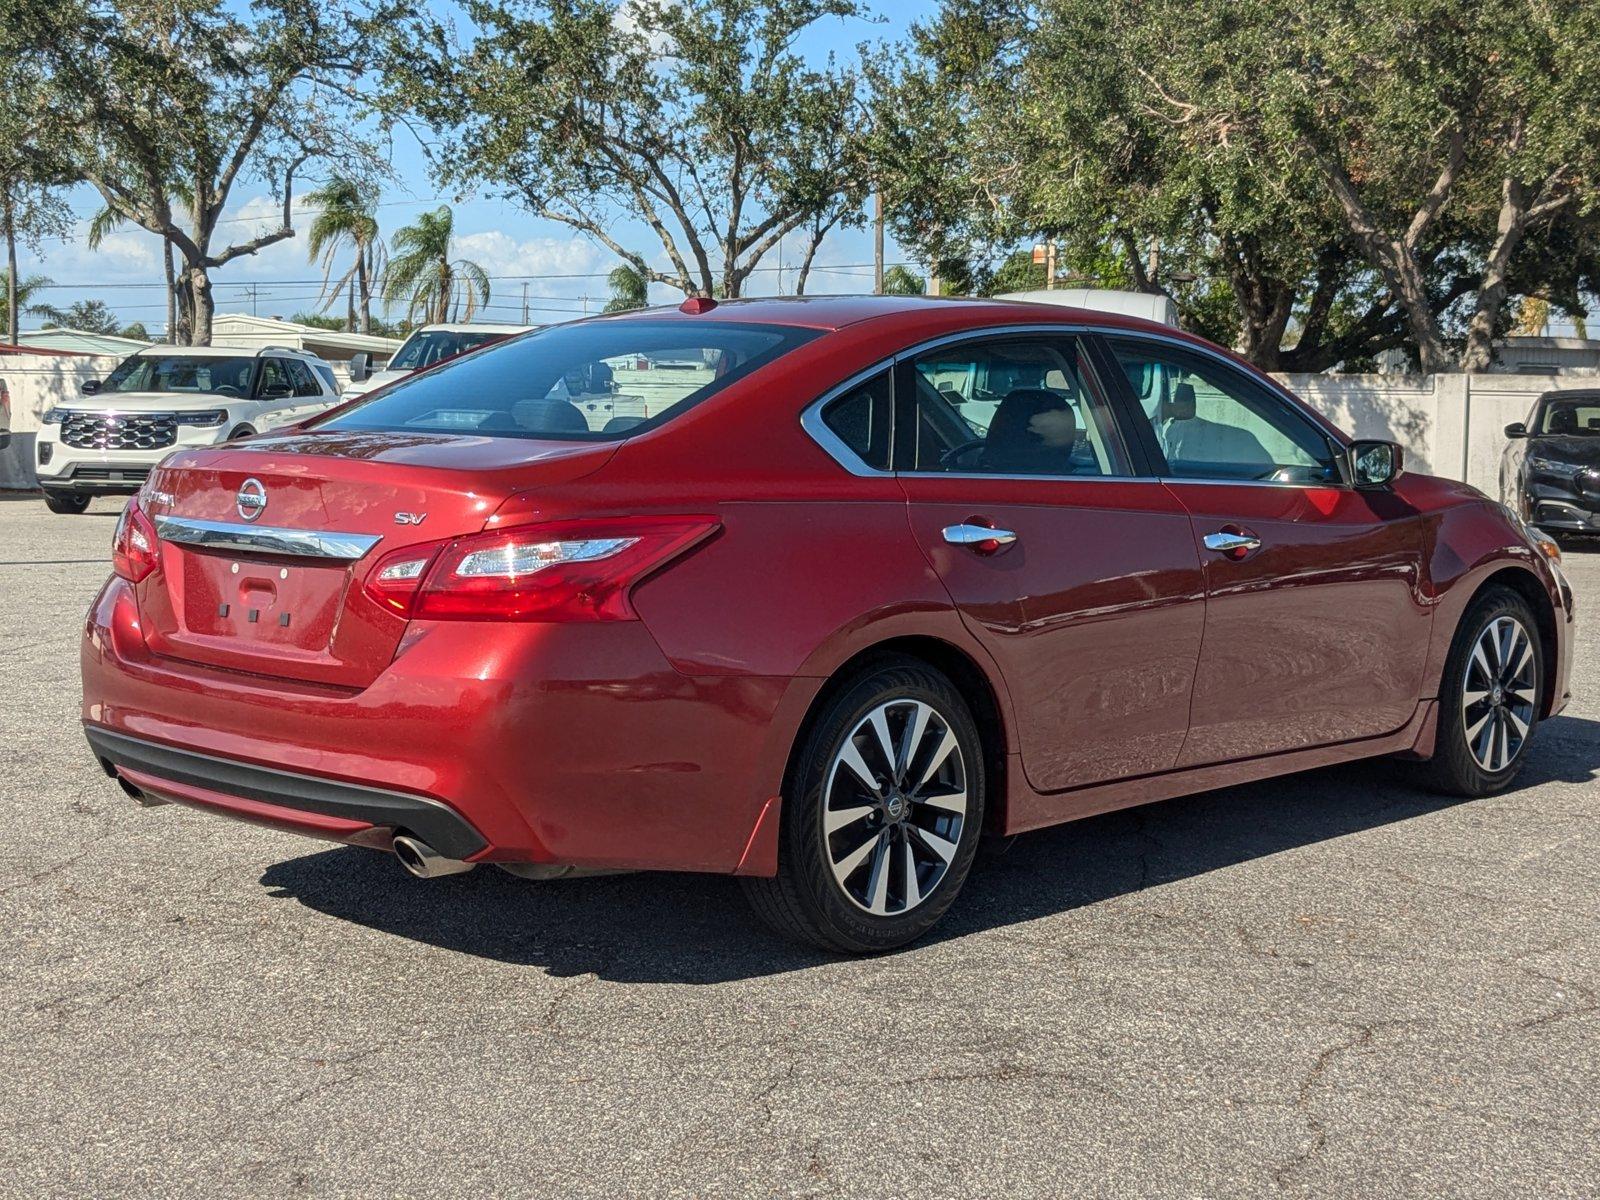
[821,699,968,917]
[1462,615,1538,773]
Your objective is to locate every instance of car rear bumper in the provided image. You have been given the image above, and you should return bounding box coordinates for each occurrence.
[86,725,489,857]
[81,575,807,874]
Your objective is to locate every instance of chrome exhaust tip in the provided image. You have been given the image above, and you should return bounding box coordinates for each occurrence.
[116,775,170,807]
[392,835,475,879]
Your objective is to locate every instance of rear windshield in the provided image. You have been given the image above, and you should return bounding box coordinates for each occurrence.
[388,329,506,371]
[316,319,816,440]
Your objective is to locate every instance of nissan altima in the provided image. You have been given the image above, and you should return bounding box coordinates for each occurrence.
[81,296,1575,952]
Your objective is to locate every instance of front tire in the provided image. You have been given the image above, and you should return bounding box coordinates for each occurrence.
[42,491,92,515]
[742,657,986,953]
[1419,587,1543,797]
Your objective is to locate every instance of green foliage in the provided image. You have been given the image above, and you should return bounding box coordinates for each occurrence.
[880,265,926,296]
[380,206,490,325]
[305,176,386,333]
[878,0,1600,372]
[375,0,871,298]
[30,0,380,343]
[0,271,66,332]
[603,264,649,314]
[46,299,122,335]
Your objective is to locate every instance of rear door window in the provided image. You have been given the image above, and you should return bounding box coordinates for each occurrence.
[900,335,1132,477]
[315,320,817,440]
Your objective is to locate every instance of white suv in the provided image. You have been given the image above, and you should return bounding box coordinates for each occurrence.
[36,344,341,514]
[342,322,534,400]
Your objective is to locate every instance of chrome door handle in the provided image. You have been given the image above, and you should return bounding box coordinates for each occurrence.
[942,523,1018,549]
[1203,530,1261,554]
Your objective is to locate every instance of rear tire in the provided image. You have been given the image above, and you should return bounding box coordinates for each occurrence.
[742,657,986,954]
[42,492,91,515]
[1417,587,1543,797]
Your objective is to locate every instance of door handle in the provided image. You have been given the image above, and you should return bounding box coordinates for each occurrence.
[1203,529,1261,556]
[942,523,1018,554]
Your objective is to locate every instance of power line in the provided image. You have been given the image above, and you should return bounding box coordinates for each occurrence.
[27,262,914,290]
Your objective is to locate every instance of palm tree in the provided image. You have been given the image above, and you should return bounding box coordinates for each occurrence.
[881,265,926,296]
[0,270,65,335]
[603,262,649,312]
[305,177,385,334]
[380,206,489,325]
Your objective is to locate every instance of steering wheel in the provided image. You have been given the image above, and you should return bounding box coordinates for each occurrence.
[214,384,242,397]
[939,438,987,468]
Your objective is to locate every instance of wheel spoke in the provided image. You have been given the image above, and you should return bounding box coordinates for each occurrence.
[831,829,881,886]
[1509,638,1533,684]
[867,706,897,779]
[1462,688,1490,707]
[1470,640,1494,686]
[911,825,959,864]
[897,702,931,782]
[915,728,959,791]
[1505,707,1529,739]
[901,838,921,911]
[836,739,882,798]
[916,788,967,815]
[865,835,892,914]
[825,804,875,835]
[1464,709,1493,742]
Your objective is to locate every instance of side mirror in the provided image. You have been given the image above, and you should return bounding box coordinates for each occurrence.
[81,379,102,395]
[260,381,293,399]
[1504,422,1528,439]
[1349,440,1403,489]
[348,353,370,383]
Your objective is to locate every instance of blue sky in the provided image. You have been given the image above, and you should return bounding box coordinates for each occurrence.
[20,3,936,335]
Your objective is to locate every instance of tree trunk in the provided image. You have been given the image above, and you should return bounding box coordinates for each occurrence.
[3,189,17,345]
[873,193,884,295]
[1386,248,1453,373]
[184,267,214,345]
[164,239,177,344]
[1460,180,1533,374]
[347,277,356,331]
[357,245,371,335]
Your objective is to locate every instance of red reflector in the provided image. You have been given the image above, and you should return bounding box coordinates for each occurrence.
[112,497,161,583]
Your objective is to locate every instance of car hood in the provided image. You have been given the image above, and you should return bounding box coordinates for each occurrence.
[1527,435,1600,466]
[58,391,242,413]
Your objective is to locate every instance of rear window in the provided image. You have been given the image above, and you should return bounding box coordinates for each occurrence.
[316,319,816,440]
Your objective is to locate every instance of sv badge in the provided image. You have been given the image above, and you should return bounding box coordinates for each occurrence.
[394,512,428,526]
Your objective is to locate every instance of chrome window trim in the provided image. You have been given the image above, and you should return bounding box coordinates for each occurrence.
[798,360,899,477]
[799,321,1356,483]
[154,516,383,561]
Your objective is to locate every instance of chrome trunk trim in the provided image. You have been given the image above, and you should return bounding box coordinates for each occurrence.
[153,515,382,561]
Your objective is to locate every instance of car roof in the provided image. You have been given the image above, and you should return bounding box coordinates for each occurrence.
[592,293,1187,338]
[415,323,537,335]
[131,344,327,361]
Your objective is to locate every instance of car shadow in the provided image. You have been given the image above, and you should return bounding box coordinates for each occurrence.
[258,714,1600,984]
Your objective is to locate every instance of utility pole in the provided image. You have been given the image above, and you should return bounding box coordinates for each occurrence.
[1045,240,1058,290]
[873,192,885,295]
[522,282,529,324]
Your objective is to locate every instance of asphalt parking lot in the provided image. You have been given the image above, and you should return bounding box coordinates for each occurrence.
[1,492,1596,1199]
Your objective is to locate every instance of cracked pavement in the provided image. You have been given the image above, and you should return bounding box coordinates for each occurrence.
[1,492,1597,1198]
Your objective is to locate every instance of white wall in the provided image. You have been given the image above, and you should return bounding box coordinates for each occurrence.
[0,355,122,491]
[1276,371,1600,496]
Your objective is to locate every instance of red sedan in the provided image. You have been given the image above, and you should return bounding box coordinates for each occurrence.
[82,296,1575,952]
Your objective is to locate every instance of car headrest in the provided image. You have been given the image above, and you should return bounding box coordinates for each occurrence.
[602,416,644,433]
[985,388,1075,448]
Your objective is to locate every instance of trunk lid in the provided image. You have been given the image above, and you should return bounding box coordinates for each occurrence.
[136,429,616,688]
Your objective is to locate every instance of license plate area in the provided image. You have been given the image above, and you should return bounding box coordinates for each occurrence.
[180,549,349,651]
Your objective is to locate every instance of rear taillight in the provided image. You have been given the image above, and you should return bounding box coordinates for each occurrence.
[364,517,718,622]
[112,497,161,583]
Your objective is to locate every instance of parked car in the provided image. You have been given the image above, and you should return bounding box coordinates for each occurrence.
[342,322,535,400]
[82,296,1574,953]
[1501,388,1600,537]
[36,344,341,514]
